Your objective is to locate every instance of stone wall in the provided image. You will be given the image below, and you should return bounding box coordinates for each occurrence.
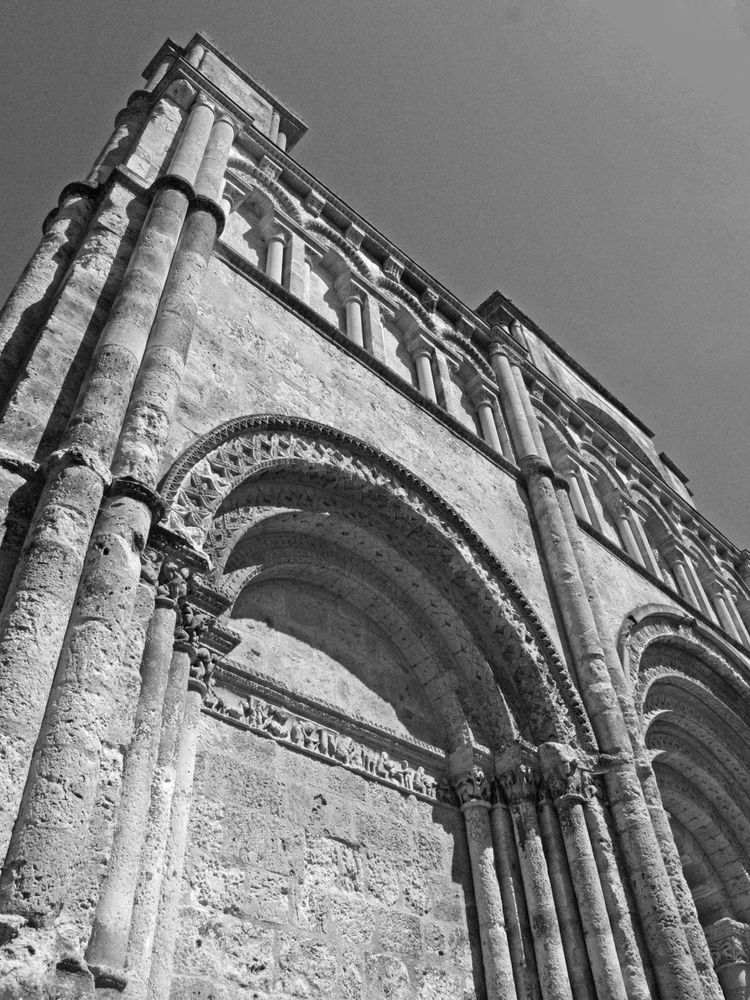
[164,258,564,655]
[172,715,482,1000]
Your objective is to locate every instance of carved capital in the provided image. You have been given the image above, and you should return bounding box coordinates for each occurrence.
[466,379,495,409]
[174,598,214,655]
[403,330,433,361]
[518,454,556,485]
[156,559,190,608]
[601,488,632,520]
[496,761,538,806]
[454,765,492,806]
[108,475,166,522]
[190,646,220,697]
[705,918,750,969]
[538,742,586,805]
[140,546,162,587]
[487,325,515,358]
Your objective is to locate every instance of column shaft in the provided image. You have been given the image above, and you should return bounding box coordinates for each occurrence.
[491,350,537,460]
[461,801,517,1000]
[265,234,285,283]
[616,513,644,566]
[344,296,364,348]
[490,802,541,1000]
[414,351,438,402]
[567,474,588,521]
[583,788,654,1000]
[554,796,628,1000]
[85,574,184,981]
[113,116,234,487]
[513,369,548,459]
[536,795,596,1000]
[0,185,99,406]
[492,343,710,1000]
[0,494,153,927]
[146,686,203,1000]
[639,762,723,1000]
[477,401,503,452]
[0,98,219,918]
[712,589,741,641]
[123,647,191,998]
[502,785,573,1000]
[87,92,152,186]
[627,513,662,579]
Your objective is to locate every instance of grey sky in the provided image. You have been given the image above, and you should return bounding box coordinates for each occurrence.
[2,1,748,545]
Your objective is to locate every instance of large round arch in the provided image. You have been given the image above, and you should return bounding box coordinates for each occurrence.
[157,414,595,999]
[622,608,750,981]
[161,413,593,754]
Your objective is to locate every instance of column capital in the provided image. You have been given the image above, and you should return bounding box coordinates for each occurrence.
[600,486,633,520]
[173,598,214,656]
[659,537,690,567]
[188,646,221,698]
[466,374,497,409]
[538,742,587,806]
[107,475,166,522]
[704,918,750,969]
[259,217,289,244]
[517,454,556,484]
[494,749,539,805]
[453,764,492,806]
[155,559,191,610]
[403,330,433,360]
[333,272,363,306]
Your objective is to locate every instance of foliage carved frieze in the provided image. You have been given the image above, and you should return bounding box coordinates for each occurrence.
[160,415,595,751]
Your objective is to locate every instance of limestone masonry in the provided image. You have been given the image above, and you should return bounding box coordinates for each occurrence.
[0,31,747,1000]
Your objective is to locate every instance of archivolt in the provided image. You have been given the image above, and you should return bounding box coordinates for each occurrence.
[621,606,750,922]
[160,414,594,751]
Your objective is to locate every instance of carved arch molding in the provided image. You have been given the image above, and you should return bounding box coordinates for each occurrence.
[160,414,594,756]
[623,609,750,969]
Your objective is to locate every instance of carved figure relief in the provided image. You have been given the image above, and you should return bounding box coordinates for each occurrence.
[202,686,452,804]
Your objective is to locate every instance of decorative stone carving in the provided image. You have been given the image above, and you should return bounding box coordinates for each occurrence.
[420,287,438,312]
[382,254,404,280]
[140,547,162,587]
[155,560,190,607]
[202,688,449,803]
[454,765,492,805]
[159,416,594,752]
[174,599,214,651]
[538,741,585,804]
[345,223,365,248]
[496,761,538,806]
[303,189,325,217]
[705,918,750,969]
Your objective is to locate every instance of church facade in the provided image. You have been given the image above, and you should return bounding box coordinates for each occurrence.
[0,32,748,1000]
